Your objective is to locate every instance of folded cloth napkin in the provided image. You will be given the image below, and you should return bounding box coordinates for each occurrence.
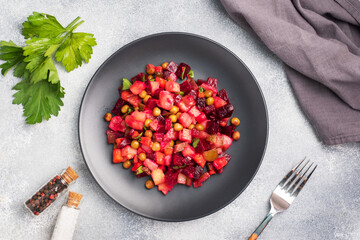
[221,0,360,145]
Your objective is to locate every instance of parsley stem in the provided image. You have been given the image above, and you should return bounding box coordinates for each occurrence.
[65,16,81,30]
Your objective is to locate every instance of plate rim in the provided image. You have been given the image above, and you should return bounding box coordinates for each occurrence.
[78,31,269,222]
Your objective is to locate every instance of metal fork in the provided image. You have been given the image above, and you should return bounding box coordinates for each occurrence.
[249,158,317,240]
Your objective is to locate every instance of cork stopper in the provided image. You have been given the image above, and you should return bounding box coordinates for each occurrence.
[67,191,83,208]
[61,166,79,184]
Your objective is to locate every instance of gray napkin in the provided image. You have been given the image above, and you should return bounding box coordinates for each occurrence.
[221,0,360,145]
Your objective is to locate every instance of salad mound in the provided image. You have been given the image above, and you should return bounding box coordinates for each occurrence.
[105,61,240,195]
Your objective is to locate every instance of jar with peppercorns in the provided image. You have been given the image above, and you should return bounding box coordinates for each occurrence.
[25,166,79,216]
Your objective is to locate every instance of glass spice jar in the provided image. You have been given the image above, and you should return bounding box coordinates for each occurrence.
[25,166,79,216]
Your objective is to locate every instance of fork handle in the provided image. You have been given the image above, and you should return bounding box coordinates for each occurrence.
[248,212,274,240]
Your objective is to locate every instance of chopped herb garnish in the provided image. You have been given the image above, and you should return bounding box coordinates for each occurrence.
[192,138,200,148]
[199,86,204,93]
[188,70,194,78]
[122,78,132,90]
[135,166,144,175]
[181,67,186,79]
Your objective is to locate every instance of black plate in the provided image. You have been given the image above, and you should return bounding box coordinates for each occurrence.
[79,32,268,221]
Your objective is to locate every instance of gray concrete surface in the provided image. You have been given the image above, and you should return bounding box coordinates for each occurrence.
[0,0,359,239]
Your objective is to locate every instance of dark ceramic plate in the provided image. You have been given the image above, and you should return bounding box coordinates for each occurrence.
[79,32,268,221]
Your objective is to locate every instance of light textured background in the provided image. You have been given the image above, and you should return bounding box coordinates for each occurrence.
[0,0,359,239]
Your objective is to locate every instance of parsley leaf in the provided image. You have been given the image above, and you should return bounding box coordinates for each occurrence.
[13,78,64,124]
[199,86,204,93]
[0,12,96,124]
[22,12,66,39]
[122,78,132,90]
[55,32,96,72]
[0,41,25,76]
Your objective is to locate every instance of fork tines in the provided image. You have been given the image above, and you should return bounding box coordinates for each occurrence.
[279,157,317,196]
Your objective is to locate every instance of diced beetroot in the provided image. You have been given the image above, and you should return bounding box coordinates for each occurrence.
[130,81,146,95]
[175,63,191,80]
[107,130,123,144]
[145,98,158,110]
[125,115,143,130]
[151,168,165,185]
[222,134,233,150]
[178,113,193,128]
[182,95,196,108]
[173,153,184,166]
[158,165,166,172]
[213,157,228,170]
[216,103,234,119]
[193,165,204,180]
[154,133,164,142]
[192,129,200,138]
[206,121,220,135]
[165,118,172,131]
[187,78,199,91]
[164,128,178,141]
[149,81,160,95]
[121,145,137,160]
[153,88,162,99]
[155,66,163,75]
[195,138,209,153]
[203,105,216,116]
[177,173,187,184]
[164,170,179,188]
[165,72,177,81]
[213,97,227,109]
[140,137,152,146]
[188,105,201,117]
[218,89,229,102]
[116,137,131,148]
[193,172,210,188]
[182,165,196,178]
[198,131,210,139]
[177,100,190,112]
[185,177,193,186]
[149,119,159,131]
[206,77,218,89]
[164,155,172,166]
[143,158,159,171]
[206,162,216,175]
[113,149,124,163]
[132,162,142,172]
[165,61,178,73]
[195,112,207,122]
[121,91,142,107]
[220,125,235,137]
[180,81,192,94]
[188,90,198,101]
[174,94,182,104]
[158,91,174,110]
[200,83,217,95]
[111,98,126,115]
[197,79,207,85]
[182,145,195,159]
[109,116,125,132]
[174,142,187,152]
[155,77,167,89]
[158,183,172,195]
[179,128,192,143]
[155,152,165,165]
[193,153,206,167]
[219,152,232,162]
[182,156,193,165]
[141,166,151,175]
[164,147,173,156]
[131,111,146,122]
[160,141,171,150]
[131,72,148,83]
[165,81,180,93]
[196,97,206,110]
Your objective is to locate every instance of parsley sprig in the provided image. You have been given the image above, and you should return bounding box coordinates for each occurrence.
[0,12,96,124]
